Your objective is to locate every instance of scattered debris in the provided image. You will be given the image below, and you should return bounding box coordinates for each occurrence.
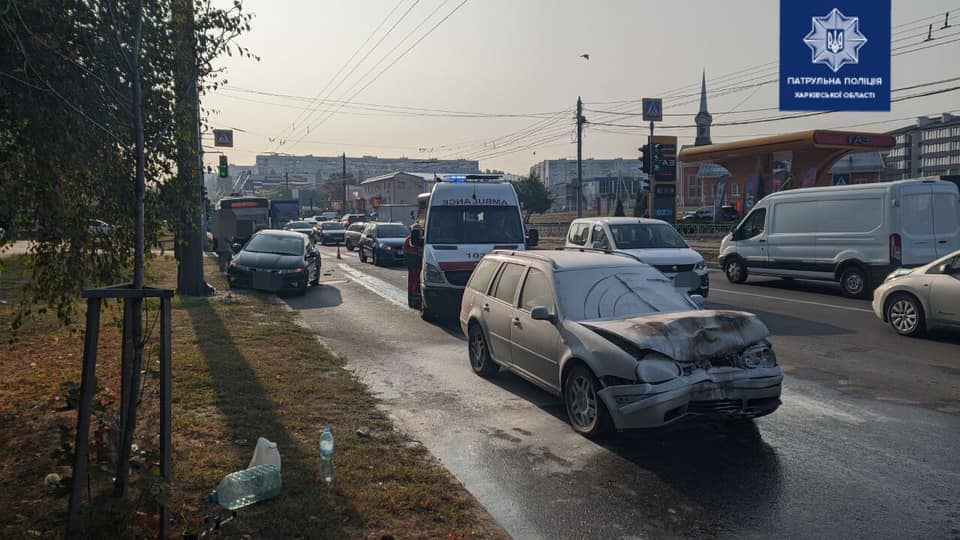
[356,426,371,438]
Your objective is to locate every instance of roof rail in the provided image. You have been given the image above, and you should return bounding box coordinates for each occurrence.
[490,250,559,269]
[554,246,646,264]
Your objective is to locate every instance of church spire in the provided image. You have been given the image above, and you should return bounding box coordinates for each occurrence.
[694,69,713,146]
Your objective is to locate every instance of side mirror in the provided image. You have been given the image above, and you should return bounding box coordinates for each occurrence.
[530,306,555,322]
[526,228,539,248]
[689,294,705,309]
[231,242,242,254]
[941,263,959,275]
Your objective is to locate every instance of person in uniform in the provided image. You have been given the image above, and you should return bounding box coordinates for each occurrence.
[404,224,424,309]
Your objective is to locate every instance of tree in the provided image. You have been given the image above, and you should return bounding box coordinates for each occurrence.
[0,0,256,328]
[614,198,625,216]
[633,189,648,218]
[513,173,552,221]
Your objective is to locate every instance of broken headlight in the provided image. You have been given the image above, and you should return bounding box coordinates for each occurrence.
[740,340,777,368]
[635,353,682,383]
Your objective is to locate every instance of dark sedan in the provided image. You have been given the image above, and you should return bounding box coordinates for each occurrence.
[317,221,346,245]
[227,230,321,295]
[284,220,317,241]
[358,222,409,267]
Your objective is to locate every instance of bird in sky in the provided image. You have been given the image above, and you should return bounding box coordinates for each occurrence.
[580,53,590,60]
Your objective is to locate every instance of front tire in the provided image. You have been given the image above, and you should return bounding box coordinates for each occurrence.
[563,364,613,438]
[359,246,367,263]
[310,262,320,286]
[886,294,924,337]
[467,323,498,377]
[372,249,380,267]
[724,257,748,284]
[345,239,355,251]
[840,266,868,299]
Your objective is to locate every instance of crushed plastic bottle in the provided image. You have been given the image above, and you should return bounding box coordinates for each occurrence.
[248,437,281,470]
[319,427,335,485]
[208,464,281,510]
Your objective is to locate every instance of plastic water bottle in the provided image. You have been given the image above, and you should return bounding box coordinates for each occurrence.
[319,427,335,485]
[208,464,281,510]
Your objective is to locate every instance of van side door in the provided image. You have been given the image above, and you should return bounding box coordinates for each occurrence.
[899,184,937,266]
[732,207,768,270]
[767,200,819,275]
[932,188,960,256]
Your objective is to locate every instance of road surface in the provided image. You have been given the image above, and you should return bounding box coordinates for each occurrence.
[284,245,960,539]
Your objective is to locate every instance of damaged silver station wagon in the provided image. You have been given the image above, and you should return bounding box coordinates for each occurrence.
[459,249,783,438]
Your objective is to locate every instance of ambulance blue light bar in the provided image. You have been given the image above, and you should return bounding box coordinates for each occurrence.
[438,174,504,183]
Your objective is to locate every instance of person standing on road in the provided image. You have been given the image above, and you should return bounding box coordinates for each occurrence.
[404,224,424,309]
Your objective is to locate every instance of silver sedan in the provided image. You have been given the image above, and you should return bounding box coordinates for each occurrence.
[872,249,960,336]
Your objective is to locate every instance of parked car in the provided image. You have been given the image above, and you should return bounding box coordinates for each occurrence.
[872,249,960,336]
[283,220,317,241]
[317,221,346,245]
[681,205,739,223]
[459,249,782,437]
[344,222,367,251]
[226,230,321,295]
[566,217,709,296]
[719,179,960,298]
[358,222,410,266]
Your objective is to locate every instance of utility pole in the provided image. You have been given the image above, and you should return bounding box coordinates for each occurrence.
[342,152,348,213]
[576,96,584,218]
[172,0,207,296]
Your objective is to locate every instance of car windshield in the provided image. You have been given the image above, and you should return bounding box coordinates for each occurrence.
[609,223,688,249]
[426,206,523,244]
[286,221,312,229]
[554,267,694,321]
[321,222,345,230]
[377,224,409,238]
[243,234,304,256]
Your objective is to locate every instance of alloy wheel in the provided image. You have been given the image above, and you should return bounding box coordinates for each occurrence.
[566,374,598,430]
[889,299,919,333]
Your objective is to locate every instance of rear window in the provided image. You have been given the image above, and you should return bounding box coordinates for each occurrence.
[376,224,409,238]
[321,222,345,230]
[492,263,525,304]
[348,223,365,232]
[467,259,500,293]
[426,206,523,245]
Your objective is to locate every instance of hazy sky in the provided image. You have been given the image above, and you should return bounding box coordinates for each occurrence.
[204,0,960,174]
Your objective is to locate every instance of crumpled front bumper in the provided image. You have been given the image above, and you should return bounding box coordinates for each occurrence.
[597,366,783,430]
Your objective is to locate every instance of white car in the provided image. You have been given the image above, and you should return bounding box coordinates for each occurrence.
[459,249,782,438]
[872,249,960,336]
[566,217,709,296]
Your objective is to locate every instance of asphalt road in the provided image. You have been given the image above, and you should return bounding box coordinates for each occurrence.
[286,245,960,539]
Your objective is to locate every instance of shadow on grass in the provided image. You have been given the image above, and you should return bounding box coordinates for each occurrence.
[184,299,358,537]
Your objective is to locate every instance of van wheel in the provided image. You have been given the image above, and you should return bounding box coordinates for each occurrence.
[886,294,925,337]
[840,266,868,298]
[724,257,748,284]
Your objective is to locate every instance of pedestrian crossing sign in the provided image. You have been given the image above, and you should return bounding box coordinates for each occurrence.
[213,129,234,148]
[642,98,663,122]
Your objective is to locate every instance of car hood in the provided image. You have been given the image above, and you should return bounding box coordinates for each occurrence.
[616,248,703,265]
[235,251,303,270]
[579,309,769,363]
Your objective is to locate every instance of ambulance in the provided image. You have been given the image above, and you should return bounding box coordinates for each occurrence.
[415,174,538,320]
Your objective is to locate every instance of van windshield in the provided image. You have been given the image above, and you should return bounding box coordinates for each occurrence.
[609,223,688,249]
[426,206,524,245]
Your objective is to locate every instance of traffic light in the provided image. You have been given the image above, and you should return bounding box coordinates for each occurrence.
[653,144,664,173]
[639,144,650,173]
[218,155,228,178]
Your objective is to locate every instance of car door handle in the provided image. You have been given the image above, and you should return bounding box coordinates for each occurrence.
[512,317,521,327]
[938,240,948,244]
[759,239,766,243]
[482,304,490,312]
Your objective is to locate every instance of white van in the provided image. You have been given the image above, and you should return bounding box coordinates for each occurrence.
[718,179,960,298]
[565,217,710,296]
[417,175,535,319]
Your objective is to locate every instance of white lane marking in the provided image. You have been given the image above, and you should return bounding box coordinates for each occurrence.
[710,288,873,313]
[338,263,409,309]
